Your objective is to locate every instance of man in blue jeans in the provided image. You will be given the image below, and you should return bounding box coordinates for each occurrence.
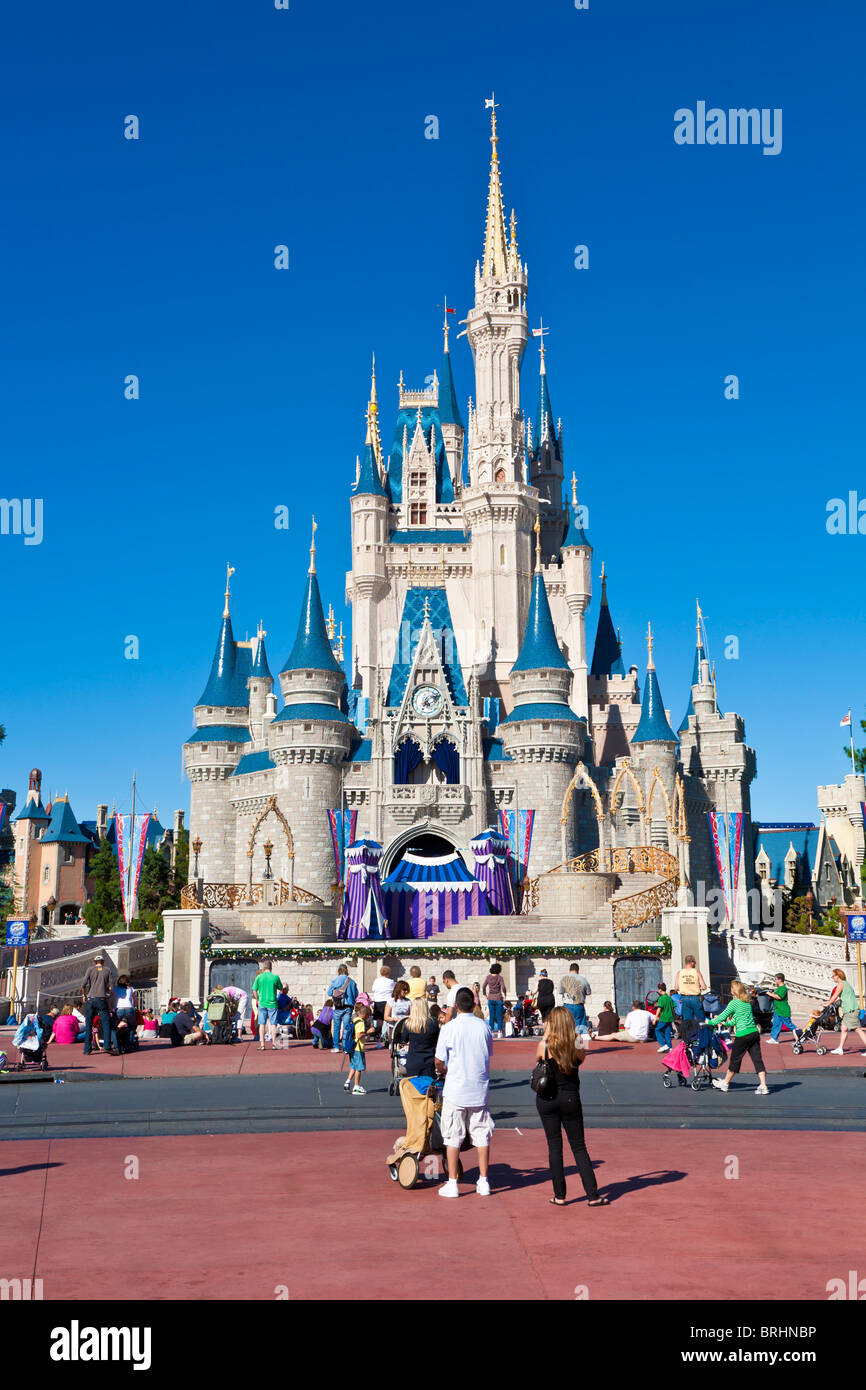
[673,955,708,1023]
[559,962,591,1033]
[81,952,117,1056]
[327,963,358,1053]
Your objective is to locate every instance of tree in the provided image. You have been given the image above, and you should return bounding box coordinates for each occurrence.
[783,895,814,934]
[171,828,189,904]
[818,903,844,937]
[137,846,173,914]
[83,837,123,934]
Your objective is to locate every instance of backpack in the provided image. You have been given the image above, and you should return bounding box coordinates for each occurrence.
[333,980,351,1009]
[344,1019,358,1056]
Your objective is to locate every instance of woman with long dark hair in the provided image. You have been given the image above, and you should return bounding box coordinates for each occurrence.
[534,1006,608,1207]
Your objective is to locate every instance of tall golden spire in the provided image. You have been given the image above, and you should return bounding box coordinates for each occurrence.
[600,560,607,601]
[571,472,579,508]
[326,604,336,642]
[509,208,519,269]
[223,563,235,619]
[534,516,542,573]
[364,355,384,473]
[481,95,508,280]
[309,516,318,575]
[646,620,655,670]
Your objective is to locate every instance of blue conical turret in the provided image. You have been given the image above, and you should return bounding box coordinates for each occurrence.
[197,573,250,707]
[251,629,272,680]
[281,531,344,677]
[590,564,625,678]
[511,570,569,673]
[352,357,388,497]
[678,604,706,733]
[633,625,678,744]
[562,474,590,549]
[438,341,463,428]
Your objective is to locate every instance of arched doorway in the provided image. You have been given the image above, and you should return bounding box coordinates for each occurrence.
[381,827,461,880]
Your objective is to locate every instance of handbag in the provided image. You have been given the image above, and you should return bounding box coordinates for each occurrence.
[530,1046,556,1096]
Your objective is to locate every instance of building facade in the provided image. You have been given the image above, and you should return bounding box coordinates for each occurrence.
[184,109,757,926]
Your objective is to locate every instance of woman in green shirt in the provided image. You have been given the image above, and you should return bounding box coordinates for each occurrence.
[705,980,769,1095]
[827,969,866,1056]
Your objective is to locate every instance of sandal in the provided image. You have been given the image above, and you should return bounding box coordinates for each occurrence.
[588,1196,609,1206]
[549,1197,566,1206]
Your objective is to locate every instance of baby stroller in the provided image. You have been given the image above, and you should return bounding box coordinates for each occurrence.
[13,1013,50,1072]
[662,1022,727,1091]
[206,988,236,1045]
[385,1076,467,1189]
[274,1000,312,1048]
[792,1002,839,1055]
[387,1017,410,1096]
[513,994,542,1037]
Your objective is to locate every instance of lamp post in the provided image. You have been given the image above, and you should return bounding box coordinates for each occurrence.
[263,839,274,880]
[192,837,202,878]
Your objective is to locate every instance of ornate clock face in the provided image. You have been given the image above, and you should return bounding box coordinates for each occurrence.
[412,684,444,717]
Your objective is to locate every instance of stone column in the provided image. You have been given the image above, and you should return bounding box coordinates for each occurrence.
[160,910,209,1006]
[662,906,710,981]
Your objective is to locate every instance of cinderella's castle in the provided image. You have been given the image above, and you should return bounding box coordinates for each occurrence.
[183,106,756,934]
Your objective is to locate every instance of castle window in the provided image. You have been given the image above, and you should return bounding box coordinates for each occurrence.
[495,468,506,483]
[64,848,74,865]
[409,503,428,526]
[43,866,49,882]
[409,471,427,489]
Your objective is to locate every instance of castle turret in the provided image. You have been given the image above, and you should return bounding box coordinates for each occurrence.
[13,769,50,917]
[630,624,679,850]
[499,522,586,870]
[678,602,708,732]
[561,473,592,718]
[349,362,393,702]
[528,330,566,560]
[269,520,354,896]
[185,567,253,882]
[632,624,678,748]
[248,620,277,742]
[438,304,465,494]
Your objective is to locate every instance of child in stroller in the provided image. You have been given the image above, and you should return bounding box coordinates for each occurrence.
[13,1009,52,1071]
[662,1020,728,1090]
[512,994,541,1038]
[792,1002,840,1055]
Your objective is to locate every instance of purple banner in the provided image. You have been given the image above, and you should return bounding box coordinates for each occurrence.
[115,813,151,926]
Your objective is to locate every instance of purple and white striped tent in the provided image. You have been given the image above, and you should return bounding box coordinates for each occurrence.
[382,851,488,939]
[339,838,389,941]
[470,828,515,916]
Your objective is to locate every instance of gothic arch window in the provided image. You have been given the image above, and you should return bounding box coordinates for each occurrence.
[495,467,506,483]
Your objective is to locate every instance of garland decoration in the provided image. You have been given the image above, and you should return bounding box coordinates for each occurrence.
[200,937,671,963]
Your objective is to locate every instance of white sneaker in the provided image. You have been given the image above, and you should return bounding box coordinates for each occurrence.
[712,1079,728,1092]
[352,1085,366,1095]
[331,1047,341,1053]
[755,1085,770,1095]
[438,1179,460,1199]
[765,1037,780,1044]
[343,1079,351,1091]
[656,1045,669,1053]
[830,1047,844,1055]
[476,1176,491,1196]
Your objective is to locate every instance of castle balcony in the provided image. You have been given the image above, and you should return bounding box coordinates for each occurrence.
[385,782,470,825]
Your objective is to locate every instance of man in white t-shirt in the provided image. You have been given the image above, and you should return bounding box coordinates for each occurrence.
[435,987,494,1198]
[441,969,461,1022]
[612,999,654,1043]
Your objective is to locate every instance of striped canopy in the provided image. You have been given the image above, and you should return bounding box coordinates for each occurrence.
[470,829,515,916]
[382,851,488,939]
[339,837,389,941]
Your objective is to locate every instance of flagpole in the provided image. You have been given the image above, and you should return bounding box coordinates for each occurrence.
[128,770,137,926]
[849,709,856,777]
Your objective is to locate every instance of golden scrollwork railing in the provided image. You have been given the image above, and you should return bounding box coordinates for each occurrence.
[612,877,679,933]
[549,846,680,881]
[181,880,324,909]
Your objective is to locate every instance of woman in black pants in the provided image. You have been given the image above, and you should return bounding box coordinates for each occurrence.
[534,1007,609,1207]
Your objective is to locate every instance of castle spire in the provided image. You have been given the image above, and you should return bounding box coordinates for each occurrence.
[633,629,678,745]
[511,568,570,674]
[223,563,235,619]
[438,296,463,428]
[308,516,317,575]
[678,600,709,733]
[590,562,625,678]
[533,516,542,574]
[481,95,508,280]
[562,473,590,549]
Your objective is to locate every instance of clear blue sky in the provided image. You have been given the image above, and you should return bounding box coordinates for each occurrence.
[2,0,864,825]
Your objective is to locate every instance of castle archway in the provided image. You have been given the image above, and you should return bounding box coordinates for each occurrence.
[381,823,462,880]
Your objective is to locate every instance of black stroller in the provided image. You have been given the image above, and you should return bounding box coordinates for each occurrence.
[206,988,237,1045]
[387,1017,410,1097]
[13,1012,50,1072]
[792,1003,839,1055]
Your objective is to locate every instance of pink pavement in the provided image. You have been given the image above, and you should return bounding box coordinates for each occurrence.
[12,1033,866,1079]
[4,1126,865,1301]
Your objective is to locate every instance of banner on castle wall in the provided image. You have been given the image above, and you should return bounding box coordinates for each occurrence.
[707,811,744,923]
[115,813,152,926]
[327,809,358,884]
[498,808,535,885]
[860,801,866,832]
[0,802,8,833]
